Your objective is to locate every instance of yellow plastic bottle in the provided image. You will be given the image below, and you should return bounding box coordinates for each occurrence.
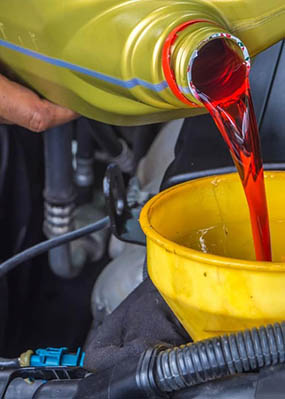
[0,0,283,125]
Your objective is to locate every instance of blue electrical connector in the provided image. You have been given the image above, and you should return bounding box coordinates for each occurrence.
[30,347,85,368]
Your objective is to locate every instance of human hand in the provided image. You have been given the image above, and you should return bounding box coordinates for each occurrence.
[0,73,78,132]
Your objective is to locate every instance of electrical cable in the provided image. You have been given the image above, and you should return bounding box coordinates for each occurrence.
[164,163,285,189]
[0,216,110,278]
[0,357,19,369]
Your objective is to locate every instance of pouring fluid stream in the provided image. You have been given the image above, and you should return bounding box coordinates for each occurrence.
[191,39,272,261]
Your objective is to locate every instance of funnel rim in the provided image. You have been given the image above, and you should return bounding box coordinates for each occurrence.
[140,171,285,272]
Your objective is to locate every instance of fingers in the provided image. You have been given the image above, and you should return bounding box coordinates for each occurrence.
[0,74,79,132]
[24,99,79,132]
[37,99,79,132]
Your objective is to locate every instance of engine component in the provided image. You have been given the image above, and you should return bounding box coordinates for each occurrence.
[93,122,180,318]
[0,216,110,278]
[153,323,285,392]
[44,125,109,278]
[103,163,147,246]
[74,158,94,190]
[44,125,83,278]
[91,243,145,318]
[74,121,95,188]
[0,367,87,399]
[0,363,285,398]
[82,322,285,398]
[28,348,85,368]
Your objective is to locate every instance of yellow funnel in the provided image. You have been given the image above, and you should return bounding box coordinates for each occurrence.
[140,171,285,341]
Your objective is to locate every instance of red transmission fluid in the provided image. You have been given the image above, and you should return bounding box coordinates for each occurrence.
[191,38,272,261]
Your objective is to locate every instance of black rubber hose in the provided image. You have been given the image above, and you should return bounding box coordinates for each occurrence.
[152,322,285,393]
[44,125,75,205]
[0,357,19,369]
[0,217,110,278]
[44,124,95,278]
[0,357,20,370]
[44,125,80,278]
[76,120,96,159]
[75,120,96,204]
[87,120,123,157]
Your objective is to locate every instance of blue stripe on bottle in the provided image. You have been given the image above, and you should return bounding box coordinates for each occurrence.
[0,38,168,92]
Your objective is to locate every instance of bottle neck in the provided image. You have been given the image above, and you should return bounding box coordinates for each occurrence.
[163,21,250,106]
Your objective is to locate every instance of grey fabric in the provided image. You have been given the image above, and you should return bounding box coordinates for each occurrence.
[84,278,190,372]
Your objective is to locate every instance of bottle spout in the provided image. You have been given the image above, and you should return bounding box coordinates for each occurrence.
[165,21,251,107]
[187,33,250,104]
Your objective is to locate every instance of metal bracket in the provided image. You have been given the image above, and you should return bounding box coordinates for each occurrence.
[103,164,147,246]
